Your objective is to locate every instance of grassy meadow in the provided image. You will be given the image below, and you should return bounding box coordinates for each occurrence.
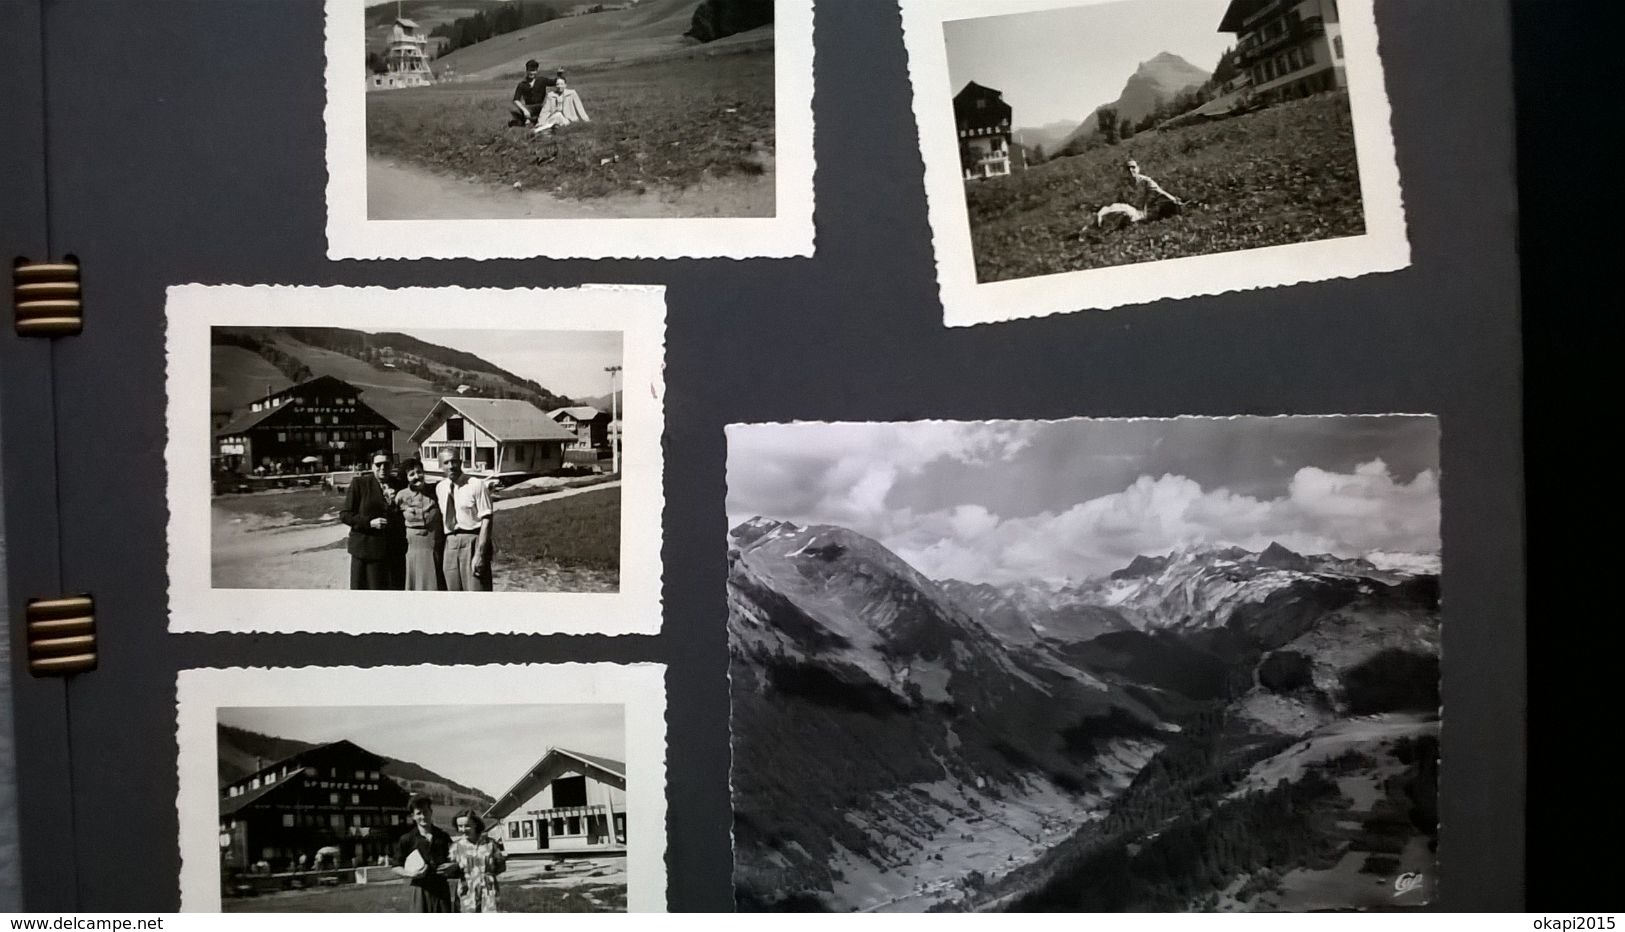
[367,49,774,200]
[966,93,1367,282]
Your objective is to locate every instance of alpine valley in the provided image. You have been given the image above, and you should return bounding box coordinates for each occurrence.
[728,519,1440,912]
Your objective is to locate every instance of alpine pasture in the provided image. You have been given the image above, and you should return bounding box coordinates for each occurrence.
[966,93,1367,282]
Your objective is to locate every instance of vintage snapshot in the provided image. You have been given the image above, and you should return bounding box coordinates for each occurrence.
[177,663,667,912]
[901,0,1408,325]
[727,415,1441,910]
[166,284,665,635]
[325,0,814,259]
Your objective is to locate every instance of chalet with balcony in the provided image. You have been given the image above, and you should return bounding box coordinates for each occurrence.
[954,82,1014,180]
[1220,0,1346,102]
[484,748,628,855]
[214,375,398,476]
[368,16,435,90]
[219,740,412,871]
[410,396,577,479]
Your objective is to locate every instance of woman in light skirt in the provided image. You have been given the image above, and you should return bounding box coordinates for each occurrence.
[394,457,445,590]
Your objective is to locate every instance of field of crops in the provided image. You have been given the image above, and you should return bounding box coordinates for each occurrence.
[367,49,774,201]
[964,92,1367,282]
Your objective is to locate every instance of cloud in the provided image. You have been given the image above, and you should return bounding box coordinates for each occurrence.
[726,421,1037,530]
[887,459,1440,584]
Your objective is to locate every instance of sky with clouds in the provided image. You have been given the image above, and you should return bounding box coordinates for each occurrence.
[220,704,624,801]
[726,417,1441,584]
[945,0,1238,129]
[398,328,622,402]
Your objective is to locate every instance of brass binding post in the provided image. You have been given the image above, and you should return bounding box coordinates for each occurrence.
[12,258,82,336]
[25,595,97,676]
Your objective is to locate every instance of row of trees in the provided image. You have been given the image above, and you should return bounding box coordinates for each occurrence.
[215,330,314,386]
[428,1,564,57]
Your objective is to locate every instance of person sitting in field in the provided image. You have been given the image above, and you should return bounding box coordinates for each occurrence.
[1125,158,1184,216]
[531,75,591,135]
[510,59,555,127]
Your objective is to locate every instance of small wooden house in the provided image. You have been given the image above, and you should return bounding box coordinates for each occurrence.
[483,748,627,854]
[409,396,577,479]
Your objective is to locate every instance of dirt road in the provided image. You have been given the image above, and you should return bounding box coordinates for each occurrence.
[211,481,620,591]
[367,156,772,220]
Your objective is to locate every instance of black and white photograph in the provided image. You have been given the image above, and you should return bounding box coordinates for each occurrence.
[177,664,668,911]
[902,0,1408,324]
[727,416,1441,911]
[166,285,666,635]
[325,0,815,259]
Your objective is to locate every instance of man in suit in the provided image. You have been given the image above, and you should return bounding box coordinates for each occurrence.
[340,450,397,589]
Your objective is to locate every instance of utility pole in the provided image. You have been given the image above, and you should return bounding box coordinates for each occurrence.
[604,365,622,474]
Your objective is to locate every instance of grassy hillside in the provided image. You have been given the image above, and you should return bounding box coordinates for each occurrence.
[433,0,755,78]
[964,92,1366,282]
[368,48,773,199]
[213,327,578,456]
[218,724,494,810]
[211,345,292,416]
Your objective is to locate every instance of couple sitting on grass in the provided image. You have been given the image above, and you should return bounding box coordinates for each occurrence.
[510,58,591,135]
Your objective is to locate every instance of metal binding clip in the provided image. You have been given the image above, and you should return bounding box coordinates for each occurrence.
[13,259,83,336]
[26,595,97,676]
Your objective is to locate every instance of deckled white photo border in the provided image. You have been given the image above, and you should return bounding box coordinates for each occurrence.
[165,284,665,635]
[323,0,815,260]
[177,663,668,912]
[900,0,1409,326]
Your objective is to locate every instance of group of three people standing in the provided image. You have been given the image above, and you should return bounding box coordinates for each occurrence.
[340,449,497,591]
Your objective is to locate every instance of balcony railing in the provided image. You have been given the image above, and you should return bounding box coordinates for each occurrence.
[1238,17,1326,64]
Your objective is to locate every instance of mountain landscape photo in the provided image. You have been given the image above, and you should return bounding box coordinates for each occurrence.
[726,417,1442,912]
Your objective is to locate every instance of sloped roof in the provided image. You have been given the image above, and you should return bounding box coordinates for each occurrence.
[954,80,1003,102]
[548,406,605,422]
[482,746,627,823]
[411,397,577,445]
[1218,0,1269,33]
[215,405,283,438]
[214,375,397,438]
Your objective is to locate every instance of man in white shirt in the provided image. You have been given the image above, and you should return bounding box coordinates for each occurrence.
[436,449,494,591]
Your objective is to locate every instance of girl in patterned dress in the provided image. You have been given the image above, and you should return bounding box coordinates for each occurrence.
[451,809,505,913]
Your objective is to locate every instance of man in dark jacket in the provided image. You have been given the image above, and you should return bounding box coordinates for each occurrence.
[340,450,397,589]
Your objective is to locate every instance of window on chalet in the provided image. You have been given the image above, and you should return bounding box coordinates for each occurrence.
[283,814,295,827]
[329,793,340,805]
[552,775,588,808]
[351,794,361,805]
[277,432,287,442]
[509,821,520,837]
[1334,35,1343,57]
[446,417,465,442]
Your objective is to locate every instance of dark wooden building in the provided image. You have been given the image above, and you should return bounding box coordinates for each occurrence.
[214,375,398,476]
[954,81,1014,180]
[219,739,412,871]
